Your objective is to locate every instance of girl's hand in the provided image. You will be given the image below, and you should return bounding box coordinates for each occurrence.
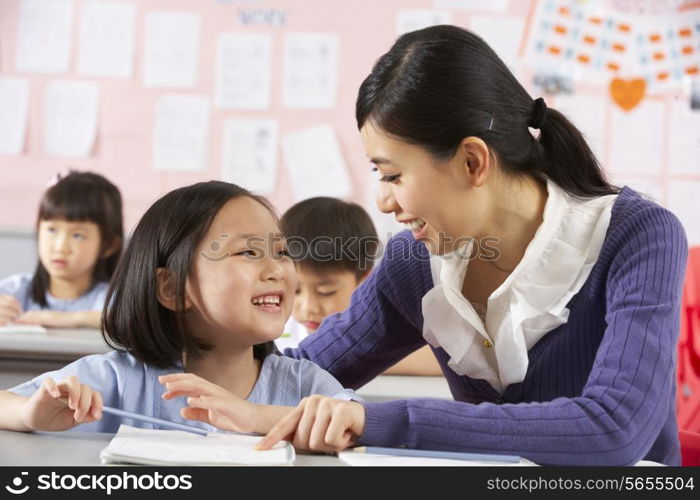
[22,376,103,431]
[159,373,255,434]
[0,294,22,326]
[14,311,80,328]
[256,395,365,453]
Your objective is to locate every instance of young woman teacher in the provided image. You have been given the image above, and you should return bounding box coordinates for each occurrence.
[260,25,687,466]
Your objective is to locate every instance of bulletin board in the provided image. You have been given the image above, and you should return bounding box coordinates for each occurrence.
[0,0,699,244]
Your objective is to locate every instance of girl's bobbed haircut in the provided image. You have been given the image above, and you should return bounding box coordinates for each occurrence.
[356,25,619,198]
[102,181,278,368]
[31,171,123,307]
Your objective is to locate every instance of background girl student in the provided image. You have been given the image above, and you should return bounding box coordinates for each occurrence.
[0,171,123,329]
[279,196,441,376]
[0,181,355,435]
[245,25,687,465]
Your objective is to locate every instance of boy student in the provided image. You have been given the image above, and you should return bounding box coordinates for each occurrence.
[278,197,441,376]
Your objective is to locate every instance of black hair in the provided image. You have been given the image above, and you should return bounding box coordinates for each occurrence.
[280,197,379,280]
[102,181,278,368]
[31,171,123,307]
[356,25,619,198]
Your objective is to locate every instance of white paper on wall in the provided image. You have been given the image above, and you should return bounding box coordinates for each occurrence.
[283,34,338,109]
[215,33,272,110]
[554,93,608,163]
[668,99,700,175]
[78,1,135,78]
[144,12,200,88]
[468,16,525,69]
[608,100,664,176]
[607,175,663,203]
[153,95,209,171]
[43,80,99,158]
[0,78,30,155]
[396,10,452,36]
[668,181,700,245]
[432,0,508,12]
[221,119,278,194]
[281,124,352,200]
[15,0,73,74]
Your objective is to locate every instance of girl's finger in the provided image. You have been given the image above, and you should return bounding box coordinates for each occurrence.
[0,295,21,313]
[90,390,103,420]
[185,396,230,411]
[158,373,201,383]
[181,407,211,423]
[41,377,61,399]
[256,406,304,450]
[76,384,92,422]
[13,313,33,324]
[62,376,81,410]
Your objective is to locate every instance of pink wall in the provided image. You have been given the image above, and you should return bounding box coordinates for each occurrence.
[0,0,532,233]
[1,0,698,244]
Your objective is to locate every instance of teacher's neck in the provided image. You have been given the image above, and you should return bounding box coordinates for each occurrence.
[475,175,548,271]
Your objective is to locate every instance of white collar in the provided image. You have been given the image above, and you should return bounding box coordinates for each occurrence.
[422,179,618,393]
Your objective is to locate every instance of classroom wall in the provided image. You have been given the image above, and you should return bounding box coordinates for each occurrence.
[0,0,699,271]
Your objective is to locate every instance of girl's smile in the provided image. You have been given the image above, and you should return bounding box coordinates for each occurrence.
[251,292,285,314]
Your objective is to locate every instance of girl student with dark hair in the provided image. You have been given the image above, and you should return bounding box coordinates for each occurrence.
[241,25,687,465]
[0,181,355,434]
[0,171,123,329]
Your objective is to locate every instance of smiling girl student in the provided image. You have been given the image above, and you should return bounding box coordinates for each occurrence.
[0,172,123,329]
[245,25,687,465]
[0,181,354,434]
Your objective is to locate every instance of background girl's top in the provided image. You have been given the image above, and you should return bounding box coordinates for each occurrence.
[0,273,107,312]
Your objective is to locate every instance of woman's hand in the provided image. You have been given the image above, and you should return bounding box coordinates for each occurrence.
[159,373,257,434]
[0,294,22,326]
[22,376,103,431]
[14,311,83,328]
[256,395,365,453]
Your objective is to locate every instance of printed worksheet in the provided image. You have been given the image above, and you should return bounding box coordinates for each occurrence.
[283,33,338,108]
[281,124,352,199]
[144,12,200,88]
[153,94,209,171]
[43,80,99,157]
[77,1,136,78]
[15,0,73,73]
[221,118,278,193]
[0,77,29,155]
[215,33,272,109]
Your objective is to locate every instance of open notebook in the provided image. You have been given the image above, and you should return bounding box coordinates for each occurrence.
[0,324,47,334]
[100,425,295,466]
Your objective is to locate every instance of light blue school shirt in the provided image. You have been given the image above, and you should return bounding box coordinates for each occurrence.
[9,350,357,433]
[0,273,108,312]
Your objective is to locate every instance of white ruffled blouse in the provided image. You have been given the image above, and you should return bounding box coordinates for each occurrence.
[421,179,618,394]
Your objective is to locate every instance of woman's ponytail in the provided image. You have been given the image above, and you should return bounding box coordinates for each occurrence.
[534,101,618,197]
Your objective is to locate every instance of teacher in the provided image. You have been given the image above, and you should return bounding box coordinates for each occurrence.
[260,25,687,466]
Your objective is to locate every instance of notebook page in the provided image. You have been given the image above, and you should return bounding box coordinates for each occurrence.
[0,324,47,334]
[100,425,294,465]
